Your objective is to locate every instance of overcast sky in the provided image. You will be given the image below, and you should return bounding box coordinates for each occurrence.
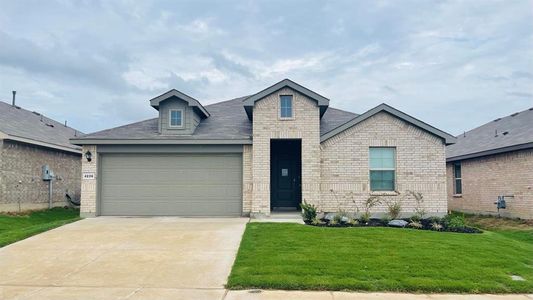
[0,0,531,135]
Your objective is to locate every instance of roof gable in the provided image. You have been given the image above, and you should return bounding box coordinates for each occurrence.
[242,79,330,120]
[149,89,210,118]
[320,103,456,145]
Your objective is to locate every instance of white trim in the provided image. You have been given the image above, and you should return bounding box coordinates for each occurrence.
[168,109,184,128]
[278,94,295,120]
[369,147,397,192]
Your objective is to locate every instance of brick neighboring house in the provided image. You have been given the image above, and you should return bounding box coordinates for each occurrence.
[446,107,533,219]
[0,99,82,212]
[71,79,456,218]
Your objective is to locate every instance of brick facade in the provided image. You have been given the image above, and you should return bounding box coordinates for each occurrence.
[251,87,321,216]
[242,144,253,215]
[447,149,533,219]
[80,145,98,217]
[0,140,81,212]
[320,112,448,217]
[78,89,449,218]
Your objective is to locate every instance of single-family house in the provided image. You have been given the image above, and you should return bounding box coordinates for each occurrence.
[71,79,455,218]
[447,107,533,219]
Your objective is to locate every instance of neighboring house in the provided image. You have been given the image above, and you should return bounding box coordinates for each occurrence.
[0,98,82,212]
[446,107,533,219]
[71,79,455,218]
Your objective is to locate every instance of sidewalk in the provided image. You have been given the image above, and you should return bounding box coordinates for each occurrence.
[224,290,533,300]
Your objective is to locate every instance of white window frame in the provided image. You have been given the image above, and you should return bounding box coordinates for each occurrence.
[279,95,294,120]
[453,162,462,196]
[369,147,396,192]
[168,109,184,128]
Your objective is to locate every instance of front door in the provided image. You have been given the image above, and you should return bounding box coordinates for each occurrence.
[271,140,301,210]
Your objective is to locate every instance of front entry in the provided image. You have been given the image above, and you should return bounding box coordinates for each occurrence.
[270,139,302,211]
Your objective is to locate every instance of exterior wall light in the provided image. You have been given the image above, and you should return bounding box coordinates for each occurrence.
[85,151,92,162]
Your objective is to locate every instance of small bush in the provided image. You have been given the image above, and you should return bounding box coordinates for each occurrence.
[311,217,323,226]
[409,221,423,229]
[359,212,371,224]
[300,200,317,223]
[347,218,359,226]
[431,222,443,231]
[410,215,421,222]
[333,214,343,224]
[381,215,392,225]
[386,200,402,219]
[445,214,466,229]
[329,219,339,226]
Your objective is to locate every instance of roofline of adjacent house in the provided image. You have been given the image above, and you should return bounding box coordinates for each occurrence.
[70,138,253,146]
[0,131,82,154]
[320,103,457,145]
[242,79,330,119]
[446,142,533,162]
[149,89,210,118]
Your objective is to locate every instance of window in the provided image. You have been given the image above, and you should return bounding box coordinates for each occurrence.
[369,147,396,191]
[280,95,293,118]
[169,109,183,127]
[453,162,462,194]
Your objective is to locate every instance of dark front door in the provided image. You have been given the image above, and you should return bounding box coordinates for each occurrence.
[271,140,301,210]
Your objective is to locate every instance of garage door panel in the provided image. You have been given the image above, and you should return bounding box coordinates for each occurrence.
[100,153,242,216]
[101,170,242,185]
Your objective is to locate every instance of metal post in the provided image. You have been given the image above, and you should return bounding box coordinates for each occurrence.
[48,180,53,209]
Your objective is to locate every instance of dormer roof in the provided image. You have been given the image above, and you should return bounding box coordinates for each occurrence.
[149,89,210,119]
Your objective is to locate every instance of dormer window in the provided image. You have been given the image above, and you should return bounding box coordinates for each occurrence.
[169,109,183,128]
[280,95,293,119]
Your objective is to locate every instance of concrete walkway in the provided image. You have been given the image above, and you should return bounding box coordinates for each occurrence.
[225,290,533,300]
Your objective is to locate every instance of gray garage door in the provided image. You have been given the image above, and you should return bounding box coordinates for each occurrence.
[100,153,242,216]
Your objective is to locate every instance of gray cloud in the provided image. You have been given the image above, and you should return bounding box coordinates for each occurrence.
[0,0,531,135]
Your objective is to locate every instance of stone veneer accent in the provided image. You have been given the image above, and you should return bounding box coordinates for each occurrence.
[447,148,533,219]
[251,87,321,216]
[0,140,81,212]
[80,145,98,217]
[320,112,447,217]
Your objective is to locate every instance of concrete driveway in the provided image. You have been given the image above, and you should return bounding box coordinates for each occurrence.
[0,217,248,300]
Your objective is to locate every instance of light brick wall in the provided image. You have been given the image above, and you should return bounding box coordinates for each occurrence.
[0,140,81,212]
[447,149,533,219]
[80,145,98,217]
[320,112,447,217]
[242,144,253,215]
[251,87,320,215]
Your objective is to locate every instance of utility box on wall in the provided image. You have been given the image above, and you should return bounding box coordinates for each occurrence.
[42,165,54,181]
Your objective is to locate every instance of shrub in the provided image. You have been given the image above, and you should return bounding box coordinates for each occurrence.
[431,222,443,231]
[359,212,371,224]
[409,221,423,229]
[333,213,343,224]
[410,215,421,222]
[446,215,466,229]
[311,217,323,226]
[347,218,359,226]
[329,219,339,226]
[300,200,317,223]
[386,200,402,220]
[405,190,426,220]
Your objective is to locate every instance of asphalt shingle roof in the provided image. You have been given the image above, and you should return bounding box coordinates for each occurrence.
[75,97,358,141]
[446,107,533,160]
[0,100,82,151]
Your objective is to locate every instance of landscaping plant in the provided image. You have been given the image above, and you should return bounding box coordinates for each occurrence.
[386,200,402,219]
[300,200,317,223]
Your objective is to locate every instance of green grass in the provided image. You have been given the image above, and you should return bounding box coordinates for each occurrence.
[227,221,533,293]
[0,207,81,247]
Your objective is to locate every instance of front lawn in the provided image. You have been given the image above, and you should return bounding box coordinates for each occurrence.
[227,222,533,293]
[0,207,81,247]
